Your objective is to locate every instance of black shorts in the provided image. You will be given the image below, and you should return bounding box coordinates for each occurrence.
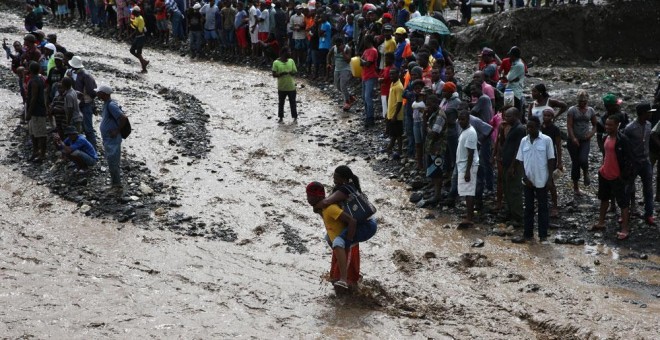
[131,35,146,55]
[597,173,628,208]
[386,119,403,138]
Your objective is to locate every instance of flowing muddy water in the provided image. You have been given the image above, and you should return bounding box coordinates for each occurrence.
[0,9,658,339]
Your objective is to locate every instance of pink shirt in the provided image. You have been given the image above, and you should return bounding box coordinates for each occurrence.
[599,136,620,180]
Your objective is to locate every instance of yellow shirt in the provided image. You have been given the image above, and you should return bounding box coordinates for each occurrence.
[322,204,346,242]
[131,15,145,33]
[387,80,404,120]
[384,37,397,54]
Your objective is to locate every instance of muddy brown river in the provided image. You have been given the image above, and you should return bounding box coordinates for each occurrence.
[0,9,658,339]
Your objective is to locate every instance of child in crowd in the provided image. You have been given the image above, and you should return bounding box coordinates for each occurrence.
[410,82,426,170]
[379,52,395,119]
[541,108,563,217]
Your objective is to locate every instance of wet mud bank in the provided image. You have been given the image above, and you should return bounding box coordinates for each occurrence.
[452,0,660,65]
[0,4,659,339]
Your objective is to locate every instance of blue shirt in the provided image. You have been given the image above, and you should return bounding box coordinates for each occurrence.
[396,9,409,28]
[63,134,98,160]
[100,99,123,140]
[342,23,353,40]
[235,10,247,29]
[319,21,332,50]
[394,41,407,69]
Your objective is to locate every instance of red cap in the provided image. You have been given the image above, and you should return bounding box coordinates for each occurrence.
[382,13,393,20]
[306,182,326,198]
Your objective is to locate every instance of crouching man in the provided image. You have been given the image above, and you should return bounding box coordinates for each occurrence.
[54,125,98,173]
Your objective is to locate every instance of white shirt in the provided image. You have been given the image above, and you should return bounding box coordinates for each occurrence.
[516,132,555,188]
[259,8,270,33]
[456,125,480,174]
[290,13,306,40]
[249,5,259,28]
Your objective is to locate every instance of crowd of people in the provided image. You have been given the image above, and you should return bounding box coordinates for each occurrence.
[6,0,660,247]
[4,28,128,194]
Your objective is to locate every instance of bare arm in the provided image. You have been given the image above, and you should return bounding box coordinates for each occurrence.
[314,190,349,210]
[465,148,474,182]
[567,110,577,145]
[554,135,563,170]
[337,211,357,241]
[549,98,568,117]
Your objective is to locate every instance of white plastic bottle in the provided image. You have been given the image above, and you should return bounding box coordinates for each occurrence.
[504,88,515,107]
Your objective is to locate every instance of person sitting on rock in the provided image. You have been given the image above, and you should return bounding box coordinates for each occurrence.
[54,125,98,173]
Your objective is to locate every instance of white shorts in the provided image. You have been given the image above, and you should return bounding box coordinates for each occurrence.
[458,166,478,197]
[250,27,259,44]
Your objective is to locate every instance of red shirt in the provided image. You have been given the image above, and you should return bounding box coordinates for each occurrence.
[380,65,392,96]
[155,0,167,20]
[599,136,620,180]
[361,47,378,81]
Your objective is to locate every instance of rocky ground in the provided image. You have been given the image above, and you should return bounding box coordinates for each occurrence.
[0,1,658,338]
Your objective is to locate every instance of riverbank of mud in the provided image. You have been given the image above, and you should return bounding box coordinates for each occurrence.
[0,3,658,339]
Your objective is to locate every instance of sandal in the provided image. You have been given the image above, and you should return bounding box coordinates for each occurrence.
[616,231,629,240]
[333,280,348,289]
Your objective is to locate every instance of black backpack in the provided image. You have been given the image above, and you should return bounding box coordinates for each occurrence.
[111,100,132,139]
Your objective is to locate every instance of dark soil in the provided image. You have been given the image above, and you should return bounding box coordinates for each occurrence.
[451,0,660,65]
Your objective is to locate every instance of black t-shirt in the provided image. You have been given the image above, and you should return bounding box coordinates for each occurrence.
[541,124,561,157]
[188,11,203,31]
[501,121,526,169]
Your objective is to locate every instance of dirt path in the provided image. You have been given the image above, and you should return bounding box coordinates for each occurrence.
[0,8,658,339]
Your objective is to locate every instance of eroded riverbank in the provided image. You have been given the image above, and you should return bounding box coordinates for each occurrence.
[0,6,658,339]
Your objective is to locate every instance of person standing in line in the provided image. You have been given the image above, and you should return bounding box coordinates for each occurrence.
[515,116,555,243]
[129,6,149,73]
[456,109,479,228]
[26,61,48,162]
[500,107,526,227]
[592,114,631,239]
[272,47,298,123]
[540,108,563,217]
[623,103,656,226]
[67,56,98,149]
[566,90,597,196]
[96,85,128,194]
[505,46,525,114]
[360,35,378,128]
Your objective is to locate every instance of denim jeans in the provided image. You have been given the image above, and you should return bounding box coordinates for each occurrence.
[626,160,654,218]
[80,102,97,149]
[220,28,235,48]
[567,139,590,182]
[336,218,378,248]
[71,149,98,167]
[277,91,297,119]
[361,77,376,125]
[171,12,186,40]
[87,0,98,25]
[524,185,549,239]
[476,138,493,200]
[445,130,458,174]
[404,111,414,157]
[103,135,122,186]
[189,31,203,55]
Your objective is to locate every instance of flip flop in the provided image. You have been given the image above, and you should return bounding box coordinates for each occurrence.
[616,231,629,240]
[333,280,348,289]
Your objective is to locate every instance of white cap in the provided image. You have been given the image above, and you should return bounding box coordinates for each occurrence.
[193,3,201,9]
[44,43,56,52]
[68,55,84,69]
[95,85,113,95]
